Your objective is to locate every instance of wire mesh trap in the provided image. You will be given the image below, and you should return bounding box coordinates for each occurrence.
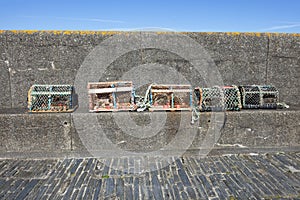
[88,81,134,112]
[194,85,242,111]
[148,84,193,111]
[239,85,279,109]
[28,84,76,112]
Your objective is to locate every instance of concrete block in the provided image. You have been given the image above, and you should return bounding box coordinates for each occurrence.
[0,114,72,153]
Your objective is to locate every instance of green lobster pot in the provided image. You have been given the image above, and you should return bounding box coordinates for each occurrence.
[194,85,242,111]
[28,84,76,112]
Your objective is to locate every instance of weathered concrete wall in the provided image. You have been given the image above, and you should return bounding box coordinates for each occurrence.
[0,30,299,157]
[0,111,299,157]
[0,31,299,110]
[267,35,300,106]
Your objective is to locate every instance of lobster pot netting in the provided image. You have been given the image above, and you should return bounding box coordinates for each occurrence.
[195,87,222,111]
[28,85,74,112]
[88,81,134,112]
[239,85,279,109]
[223,86,242,111]
[195,85,241,111]
[149,85,193,111]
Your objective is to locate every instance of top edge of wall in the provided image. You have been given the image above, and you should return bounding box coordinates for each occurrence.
[0,30,300,37]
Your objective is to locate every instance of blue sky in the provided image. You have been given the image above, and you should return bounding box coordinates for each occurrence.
[1,0,300,33]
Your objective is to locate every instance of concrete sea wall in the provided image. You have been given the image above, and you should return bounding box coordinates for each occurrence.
[0,31,299,157]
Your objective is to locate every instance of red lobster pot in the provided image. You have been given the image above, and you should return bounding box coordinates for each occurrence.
[148,84,193,111]
[88,81,134,112]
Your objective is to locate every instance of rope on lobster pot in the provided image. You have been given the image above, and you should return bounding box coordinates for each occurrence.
[191,107,200,124]
[136,84,154,112]
[277,102,289,109]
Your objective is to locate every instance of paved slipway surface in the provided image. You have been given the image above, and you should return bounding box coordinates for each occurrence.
[0,152,299,200]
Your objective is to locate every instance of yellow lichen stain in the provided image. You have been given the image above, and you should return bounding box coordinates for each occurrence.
[48,30,60,35]
[24,30,39,34]
[3,30,124,36]
[97,31,121,35]
[226,32,241,36]
[286,32,300,37]
[292,33,300,37]
[274,32,280,37]
[2,30,300,39]
[11,30,19,34]
[224,32,262,37]
[62,31,72,35]
[8,30,39,34]
[206,32,216,35]
[265,32,289,38]
[244,32,259,37]
[39,30,61,35]
[156,31,169,35]
[255,32,261,37]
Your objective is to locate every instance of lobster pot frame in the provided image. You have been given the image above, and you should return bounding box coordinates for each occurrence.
[239,85,279,109]
[194,85,242,111]
[149,84,193,111]
[88,81,134,112]
[28,84,75,112]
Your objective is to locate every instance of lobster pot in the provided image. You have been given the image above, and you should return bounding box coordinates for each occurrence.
[239,85,279,109]
[28,84,75,112]
[194,85,241,111]
[88,81,134,112]
[149,84,193,111]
